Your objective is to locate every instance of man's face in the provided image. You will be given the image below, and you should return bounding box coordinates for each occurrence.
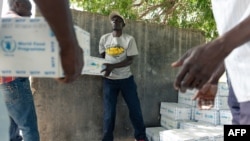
[111,16,124,30]
[15,1,32,17]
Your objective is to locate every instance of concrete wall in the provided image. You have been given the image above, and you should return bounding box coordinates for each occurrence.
[33,10,205,141]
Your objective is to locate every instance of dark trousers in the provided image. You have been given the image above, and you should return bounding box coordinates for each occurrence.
[227,72,250,124]
[102,76,146,141]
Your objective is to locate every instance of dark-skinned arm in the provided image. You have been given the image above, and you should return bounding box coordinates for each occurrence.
[101,52,134,77]
[192,62,225,109]
[33,0,84,83]
[172,15,250,92]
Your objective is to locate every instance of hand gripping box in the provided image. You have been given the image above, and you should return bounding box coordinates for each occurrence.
[0,17,108,77]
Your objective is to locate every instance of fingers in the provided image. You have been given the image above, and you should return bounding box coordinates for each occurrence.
[193,83,216,110]
[199,100,214,110]
[58,46,84,84]
[192,90,203,100]
[171,61,183,68]
[171,51,190,68]
[56,73,80,83]
[175,68,199,91]
[197,97,214,110]
[100,69,106,73]
[172,53,190,90]
[174,64,189,90]
[175,68,211,91]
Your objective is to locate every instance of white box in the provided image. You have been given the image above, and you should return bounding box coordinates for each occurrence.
[179,121,224,140]
[178,91,196,107]
[212,96,229,110]
[187,127,223,141]
[193,108,220,125]
[179,121,215,129]
[160,116,188,129]
[217,82,229,96]
[0,17,108,77]
[160,102,192,120]
[219,110,232,125]
[146,127,166,141]
[82,56,108,76]
[160,128,210,141]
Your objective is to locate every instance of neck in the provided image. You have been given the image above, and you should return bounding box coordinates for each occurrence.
[112,30,122,37]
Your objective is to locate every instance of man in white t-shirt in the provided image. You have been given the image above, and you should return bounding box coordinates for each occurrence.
[172,0,250,124]
[99,12,148,141]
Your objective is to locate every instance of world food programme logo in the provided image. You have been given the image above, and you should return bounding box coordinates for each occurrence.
[1,39,16,52]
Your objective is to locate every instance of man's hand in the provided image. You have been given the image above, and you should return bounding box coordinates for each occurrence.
[171,40,227,92]
[192,83,218,110]
[101,63,114,77]
[56,45,84,83]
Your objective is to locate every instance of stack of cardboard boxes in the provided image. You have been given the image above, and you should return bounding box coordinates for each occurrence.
[146,81,231,141]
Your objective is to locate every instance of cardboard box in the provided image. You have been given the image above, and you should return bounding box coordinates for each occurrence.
[193,108,220,125]
[178,91,196,107]
[217,82,229,96]
[219,110,232,125]
[160,115,191,130]
[146,127,166,141]
[160,102,192,120]
[212,95,229,110]
[0,17,107,77]
[160,128,209,141]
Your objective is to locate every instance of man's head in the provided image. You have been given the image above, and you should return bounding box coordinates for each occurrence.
[109,12,125,31]
[8,0,32,17]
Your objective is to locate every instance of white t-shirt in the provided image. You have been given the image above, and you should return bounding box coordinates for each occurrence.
[99,33,138,79]
[212,0,250,102]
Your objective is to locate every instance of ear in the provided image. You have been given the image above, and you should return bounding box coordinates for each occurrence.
[123,23,126,27]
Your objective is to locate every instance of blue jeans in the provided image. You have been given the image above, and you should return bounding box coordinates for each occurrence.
[102,76,147,141]
[0,90,9,141]
[0,78,40,141]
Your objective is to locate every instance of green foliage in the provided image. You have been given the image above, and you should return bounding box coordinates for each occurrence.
[70,0,218,41]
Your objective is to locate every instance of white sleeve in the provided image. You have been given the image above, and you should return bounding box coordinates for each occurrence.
[99,36,105,54]
[127,36,138,56]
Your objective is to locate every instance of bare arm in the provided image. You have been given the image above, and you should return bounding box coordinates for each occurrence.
[172,15,250,91]
[101,52,134,77]
[33,0,84,83]
[209,62,225,85]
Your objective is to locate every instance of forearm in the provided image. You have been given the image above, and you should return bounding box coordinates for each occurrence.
[33,0,78,49]
[112,59,132,68]
[111,57,133,68]
[219,15,250,55]
[101,56,134,77]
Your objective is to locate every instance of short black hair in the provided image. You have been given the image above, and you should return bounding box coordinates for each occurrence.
[8,0,31,10]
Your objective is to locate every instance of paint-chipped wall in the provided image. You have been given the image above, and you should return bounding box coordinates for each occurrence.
[33,10,205,141]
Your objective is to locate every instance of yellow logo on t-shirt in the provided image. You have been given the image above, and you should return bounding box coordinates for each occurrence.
[106,46,125,56]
